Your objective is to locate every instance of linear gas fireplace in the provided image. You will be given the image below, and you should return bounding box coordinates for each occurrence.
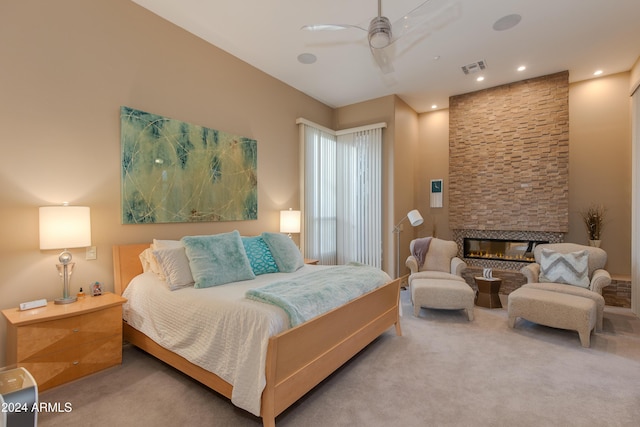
[453,229,563,271]
[463,238,548,263]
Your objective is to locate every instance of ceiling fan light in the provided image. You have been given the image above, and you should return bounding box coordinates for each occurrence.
[368,16,392,49]
[370,32,390,49]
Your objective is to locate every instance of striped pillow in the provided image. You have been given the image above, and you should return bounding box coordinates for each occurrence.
[539,248,590,288]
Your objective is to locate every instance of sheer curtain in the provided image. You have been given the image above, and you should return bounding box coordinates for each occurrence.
[297,119,385,268]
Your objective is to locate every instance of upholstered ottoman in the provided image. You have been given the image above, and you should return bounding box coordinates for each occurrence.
[521,282,605,332]
[508,287,597,348]
[411,278,475,321]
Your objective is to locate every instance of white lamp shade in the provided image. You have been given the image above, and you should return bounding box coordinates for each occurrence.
[407,209,424,227]
[39,206,92,250]
[280,209,301,234]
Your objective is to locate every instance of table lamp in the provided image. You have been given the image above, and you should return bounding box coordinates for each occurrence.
[39,204,91,304]
[280,208,301,238]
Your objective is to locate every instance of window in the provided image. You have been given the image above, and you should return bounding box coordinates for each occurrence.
[297,119,385,267]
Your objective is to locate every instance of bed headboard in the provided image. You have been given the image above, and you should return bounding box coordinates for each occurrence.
[112,243,150,295]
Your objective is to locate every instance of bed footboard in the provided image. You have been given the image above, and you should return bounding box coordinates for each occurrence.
[260,277,401,426]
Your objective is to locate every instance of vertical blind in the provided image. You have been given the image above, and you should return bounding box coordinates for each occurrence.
[297,119,385,268]
[301,122,337,265]
[336,128,383,267]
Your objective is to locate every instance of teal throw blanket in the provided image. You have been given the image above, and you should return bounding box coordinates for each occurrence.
[246,264,390,327]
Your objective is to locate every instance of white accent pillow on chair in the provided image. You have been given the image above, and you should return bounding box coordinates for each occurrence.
[539,248,590,288]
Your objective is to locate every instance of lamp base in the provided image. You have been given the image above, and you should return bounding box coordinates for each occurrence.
[54,296,77,305]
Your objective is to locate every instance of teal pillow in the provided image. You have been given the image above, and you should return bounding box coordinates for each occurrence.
[181,230,255,288]
[242,236,279,275]
[261,232,304,273]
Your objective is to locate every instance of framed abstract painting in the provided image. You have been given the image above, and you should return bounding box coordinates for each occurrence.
[120,106,257,224]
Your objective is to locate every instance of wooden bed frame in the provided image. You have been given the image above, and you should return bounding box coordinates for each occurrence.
[113,243,402,427]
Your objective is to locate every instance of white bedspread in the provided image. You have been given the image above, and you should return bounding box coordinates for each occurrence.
[122,266,331,416]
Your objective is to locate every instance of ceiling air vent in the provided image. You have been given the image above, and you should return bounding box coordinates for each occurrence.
[461,60,487,75]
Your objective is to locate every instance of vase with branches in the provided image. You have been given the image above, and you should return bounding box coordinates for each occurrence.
[580,204,605,246]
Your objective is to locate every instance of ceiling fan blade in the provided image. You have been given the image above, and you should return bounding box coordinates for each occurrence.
[301,24,367,32]
[371,46,394,74]
[390,0,461,43]
[302,0,458,75]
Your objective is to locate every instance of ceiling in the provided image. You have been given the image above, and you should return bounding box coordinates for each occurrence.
[131,0,640,113]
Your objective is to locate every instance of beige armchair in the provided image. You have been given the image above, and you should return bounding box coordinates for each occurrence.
[518,242,611,332]
[406,238,475,320]
[406,238,467,282]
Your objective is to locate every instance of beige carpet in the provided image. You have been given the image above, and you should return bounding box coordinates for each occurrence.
[39,290,640,426]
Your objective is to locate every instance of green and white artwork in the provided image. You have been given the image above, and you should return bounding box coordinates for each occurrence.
[120,106,257,224]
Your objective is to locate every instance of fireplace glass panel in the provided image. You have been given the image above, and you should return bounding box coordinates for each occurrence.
[463,238,548,263]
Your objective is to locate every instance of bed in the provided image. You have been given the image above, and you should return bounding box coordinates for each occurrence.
[113,236,401,427]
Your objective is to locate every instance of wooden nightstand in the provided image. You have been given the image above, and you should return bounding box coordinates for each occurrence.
[304,258,319,265]
[2,292,126,391]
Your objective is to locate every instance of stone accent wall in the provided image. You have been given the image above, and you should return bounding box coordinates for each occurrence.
[603,277,632,308]
[449,71,570,232]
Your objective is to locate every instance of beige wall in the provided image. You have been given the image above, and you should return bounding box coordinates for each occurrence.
[416,110,451,240]
[567,72,632,275]
[631,57,640,316]
[416,72,632,277]
[0,0,333,365]
[393,98,420,277]
[631,56,640,95]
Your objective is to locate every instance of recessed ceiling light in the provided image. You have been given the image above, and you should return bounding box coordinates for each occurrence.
[431,104,438,109]
[493,14,522,31]
[297,53,317,64]
[476,76,485,82]
[593,70,603,76]
[517,65,526,72]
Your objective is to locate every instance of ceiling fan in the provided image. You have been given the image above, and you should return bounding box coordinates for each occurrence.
[302,0,456,74]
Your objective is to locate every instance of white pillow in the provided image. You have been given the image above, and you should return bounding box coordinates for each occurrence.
[153,247,194,290]
[153,239,182,250]
[539,249,590,288]
[139,247,162,276]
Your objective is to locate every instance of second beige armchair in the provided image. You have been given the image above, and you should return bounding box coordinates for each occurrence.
[517,243,611,331]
